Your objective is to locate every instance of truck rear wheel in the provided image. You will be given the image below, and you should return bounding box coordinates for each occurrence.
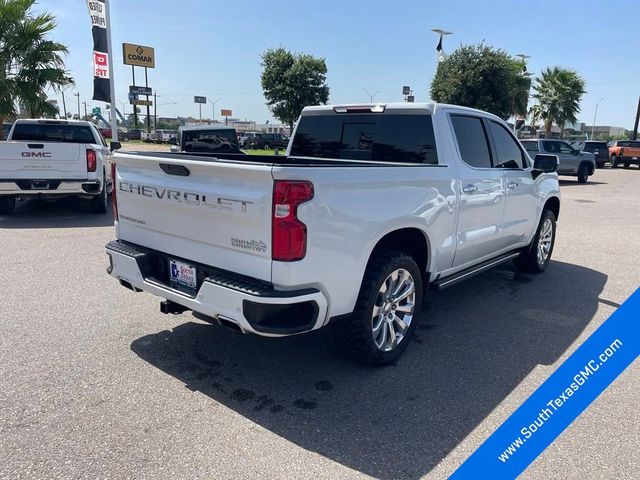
[89,174,108,214]
[332,248,423,365]
[514,209,556,273]
[0,196,16,215]
[577,163,589,183]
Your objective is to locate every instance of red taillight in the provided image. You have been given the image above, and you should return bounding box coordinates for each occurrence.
[111,162,118,221]
[86,149,97,172]
[272,180,314,261]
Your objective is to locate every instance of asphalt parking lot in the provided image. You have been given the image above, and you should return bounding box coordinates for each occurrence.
[0,168,638,479]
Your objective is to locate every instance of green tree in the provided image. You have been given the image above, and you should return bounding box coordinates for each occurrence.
[260,48,330,129]
[430,44,530,120]
[529,67,586,138]
[0,0,73,138]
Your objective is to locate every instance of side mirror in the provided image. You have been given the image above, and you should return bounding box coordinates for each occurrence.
[110,141,121,151]
[170,145,180,153]
[533,154,558,173]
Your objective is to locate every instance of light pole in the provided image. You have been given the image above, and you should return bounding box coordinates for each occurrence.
[73,92,80,120]
[514,54,532,133]
[363,89,380,103]
[208,97,221,122]
[431,28,453,63]
[591,98,605,140]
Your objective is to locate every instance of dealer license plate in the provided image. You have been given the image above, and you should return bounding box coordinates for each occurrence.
[169,259,197,292]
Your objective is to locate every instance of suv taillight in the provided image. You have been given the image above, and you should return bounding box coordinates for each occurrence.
[86,149,97,172]
[272,180,314,261]
[111,162,118,221]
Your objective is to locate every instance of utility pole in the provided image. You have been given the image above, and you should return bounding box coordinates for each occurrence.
[82,101,88,121]
[591,98,605,140]
[74,92,80,120]
[104,0,118,141]
[154,92,159,130]
[61,90,67,118]
[633,95,640,141]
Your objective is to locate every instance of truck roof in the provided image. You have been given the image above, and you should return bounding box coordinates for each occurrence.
[301,102,504,122]
[13,118,96,127]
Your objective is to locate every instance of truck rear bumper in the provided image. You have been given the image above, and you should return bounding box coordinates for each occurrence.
[0,180,100,196]
[105,240,328,337]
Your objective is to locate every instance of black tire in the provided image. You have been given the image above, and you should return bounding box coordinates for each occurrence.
[89,174,108,214]
[577,163,589,183]
[514,209,557,273]
[596,162,605,169]
[0,195,16,215]
[624,162,630,169]
[610,156,618,168]
[332,248,423,365]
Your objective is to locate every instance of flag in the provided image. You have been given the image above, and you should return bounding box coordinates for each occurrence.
[436,33,443,52]
[87,0,110,102]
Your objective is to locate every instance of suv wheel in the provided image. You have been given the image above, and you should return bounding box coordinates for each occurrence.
[0,195,16,215]
[333,248,423,365]
[577,163,589,183]
[514,209,556,273]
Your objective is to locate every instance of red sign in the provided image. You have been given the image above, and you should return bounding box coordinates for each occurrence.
[93,51,109,78]
[221,109,232,117]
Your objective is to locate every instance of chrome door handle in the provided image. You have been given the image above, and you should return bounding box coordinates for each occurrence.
[507,181,519,190]
[462,184,478,194]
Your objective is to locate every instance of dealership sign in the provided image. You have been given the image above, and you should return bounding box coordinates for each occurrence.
[123,43,156,68]
[130,85,152,96]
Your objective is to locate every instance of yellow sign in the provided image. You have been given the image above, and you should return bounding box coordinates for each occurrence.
[132,99,152,106]
[122,43,155,68]
[221,109,232,117]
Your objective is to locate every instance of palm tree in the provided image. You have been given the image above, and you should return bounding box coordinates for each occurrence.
[0,0,73,138]
[530,67,586,138]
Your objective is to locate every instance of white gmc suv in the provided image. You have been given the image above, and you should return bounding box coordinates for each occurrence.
[106,103,561,364]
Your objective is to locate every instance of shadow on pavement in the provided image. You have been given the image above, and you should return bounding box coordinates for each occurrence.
[131,260,606,479]
[0,197,113,229]
[558,179,607,186]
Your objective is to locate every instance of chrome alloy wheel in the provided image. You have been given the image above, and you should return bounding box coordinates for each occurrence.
[537,218,553,265]
[371,268,416,352]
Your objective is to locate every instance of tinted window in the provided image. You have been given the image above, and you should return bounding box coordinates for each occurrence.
[290,114,438,164]
[181,129,239,152]
[450,115,492,168]
[488,121,525,168]
[11,123,96,143]
[541,141,561,154]
[618,141,640,148]
[584,142,608,152]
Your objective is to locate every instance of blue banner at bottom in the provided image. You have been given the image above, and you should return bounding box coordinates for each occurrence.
[450,288,640,479]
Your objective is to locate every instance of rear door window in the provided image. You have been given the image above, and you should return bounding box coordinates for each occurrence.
[290,114,439,164]
[11,123,96,143]
[450,115,492,168]
[487,121,526,169]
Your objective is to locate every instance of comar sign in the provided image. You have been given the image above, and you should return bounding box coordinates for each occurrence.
[122,43,155,68]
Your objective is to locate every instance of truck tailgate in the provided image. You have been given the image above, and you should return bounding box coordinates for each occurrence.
[0,142,87,180]
[114,153,274,282]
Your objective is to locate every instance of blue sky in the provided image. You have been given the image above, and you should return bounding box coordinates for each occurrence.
[41,0,639,128]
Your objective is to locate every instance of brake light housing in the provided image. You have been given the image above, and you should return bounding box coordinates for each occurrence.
[272,180,314,261]
[111,162,118,221]
[86,149,97,172]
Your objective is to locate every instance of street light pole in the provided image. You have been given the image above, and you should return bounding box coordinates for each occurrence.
[591,98,605,140]
[431,28,453,63]
[514,54,532,133]
[74,92,80,120]
[208,98,221,122]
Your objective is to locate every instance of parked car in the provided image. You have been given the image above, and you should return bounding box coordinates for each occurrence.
[238,131,261,147]
[0,119,119,215]
[571,140,609,168]
[173,125,240,153]
[609,140,640,168]
[106,102,560,364]
[125,129,143,141]
[520,139,595,183]
[99,128,128,141]
[245,132,289,150]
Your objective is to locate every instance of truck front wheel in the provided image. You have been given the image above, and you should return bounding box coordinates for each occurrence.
[0,196,16,215]
[514,209,556,273]
[332,248,423,365]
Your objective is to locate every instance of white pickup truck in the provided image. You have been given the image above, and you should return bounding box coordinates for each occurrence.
[0,119,116,215]
[106,103,561,364]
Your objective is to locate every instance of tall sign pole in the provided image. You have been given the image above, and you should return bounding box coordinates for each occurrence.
[104,0,118,141]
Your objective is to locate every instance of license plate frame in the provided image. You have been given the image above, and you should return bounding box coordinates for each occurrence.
[169,258,197,293]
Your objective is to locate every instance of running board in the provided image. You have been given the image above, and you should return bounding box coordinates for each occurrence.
[431,251,521,291]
